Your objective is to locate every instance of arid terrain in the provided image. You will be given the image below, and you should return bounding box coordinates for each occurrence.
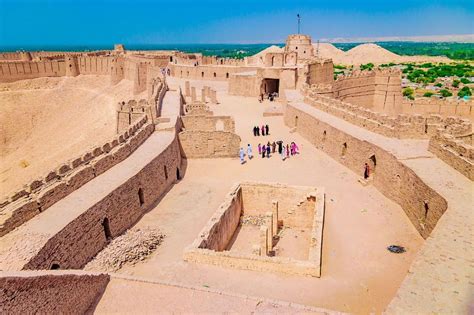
[0,75,144,196]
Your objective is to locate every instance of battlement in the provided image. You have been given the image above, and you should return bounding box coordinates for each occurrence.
[302,86,472,139]
[0,115,154,236]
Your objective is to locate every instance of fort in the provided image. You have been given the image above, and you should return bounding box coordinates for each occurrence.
[0,34,472,314]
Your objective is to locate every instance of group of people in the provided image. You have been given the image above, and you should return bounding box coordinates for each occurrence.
[258,92,278,103]
[253,124,269,136]
[239,141,299,164]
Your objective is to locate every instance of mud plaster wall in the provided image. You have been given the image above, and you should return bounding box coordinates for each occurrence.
[181,115,235,132]
[196,184,243,251]
[428,132,473,180]
[170,64,258,81]
[228,74,260,97]
[332,71,403,115]
[402,99,473,120]
[240,183,316,228]
[20,134,182,270]
[178,131,241,158]
[0,272,109,313]
[0,61,65,82]
[285,104,448,238]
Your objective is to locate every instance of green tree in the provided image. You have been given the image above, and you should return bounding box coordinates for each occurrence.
[423,92,434,97]
[435,83,443,88]
[458,86,472,98]
[460,78,471,84]
[452,79,460,88]
[403,87,415,100]
[439,89,453,98]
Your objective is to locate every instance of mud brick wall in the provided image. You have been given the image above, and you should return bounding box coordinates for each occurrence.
[285,104,448,238]
[0,272,109,313]
[178,131,240,158]
[21,134,182,270]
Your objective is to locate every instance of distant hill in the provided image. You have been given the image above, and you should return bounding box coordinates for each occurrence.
[314,42,452,65]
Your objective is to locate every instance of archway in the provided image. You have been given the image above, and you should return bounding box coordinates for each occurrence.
[341,143,347,157]
[138,188,145,207]
[368,155,377,173]
[176,168,181,180]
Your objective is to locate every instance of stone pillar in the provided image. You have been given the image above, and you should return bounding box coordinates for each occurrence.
[265,212,273,250]
[191,87,196,102]
[201,88,206,102]
[272,200,279,236]
[210,90,218,104]
[205,86,211,96]
[259,226,268,256]
[185,81,190,97]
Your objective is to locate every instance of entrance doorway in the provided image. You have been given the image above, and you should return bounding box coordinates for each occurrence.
[262,79,280,96]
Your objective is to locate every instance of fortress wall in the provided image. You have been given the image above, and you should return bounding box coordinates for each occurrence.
[0,271,109,313]
[178,131,241,158]
[170,64,259,81]
[402,98,474,120]
[22,132,182,270]
[0,52,22,60]
[77,56,112,75]
[303,90,472,139]
[181,115,235,132]
[0,116,152,237]
[0,60,65,82]
[284,104,448,239]
[228,73,260,97]
[332,70,403,114]
[428,131,473,180]
[307,60,334,85]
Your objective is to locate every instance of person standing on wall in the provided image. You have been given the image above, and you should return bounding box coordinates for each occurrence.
[261,125,265,136]
[247,144,253,159]
[266,145,270,158]
[265,124,269,136]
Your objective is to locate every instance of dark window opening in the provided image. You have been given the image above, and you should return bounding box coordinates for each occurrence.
[169,56,173,62]
[102,217,112,241]
[138,188,145,206]
[213,72,216,77]
[51,263,60,270]
[226,73,229,79]
[424,201,429,219]
[176,168,181,180]
[201,72,204,77]
[369,155,377,173]
[342,143,347,156]
[424,119,428,134]
[322,130,326,141]
[164,165,168,180]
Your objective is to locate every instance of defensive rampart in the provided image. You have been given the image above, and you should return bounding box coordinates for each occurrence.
[302,87,472,139]
[284,103,448,239]
[0,116,153,237]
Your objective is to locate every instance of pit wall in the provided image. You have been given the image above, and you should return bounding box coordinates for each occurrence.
[402,98,473,120]
[228,73,260,97]
[0,271,109,314]
[22,132,182,270]
[302,88,472,139]
[184,182,324,277]
[285,104,448,239]
[0,116,153,237]
[240,183,316,228]
[332,69,403,115]
[178,114,241,158]
[428,130,473,180]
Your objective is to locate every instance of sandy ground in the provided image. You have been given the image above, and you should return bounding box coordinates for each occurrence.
[94,78,424,314]
[0,75,143,197]
[316,43,451,65]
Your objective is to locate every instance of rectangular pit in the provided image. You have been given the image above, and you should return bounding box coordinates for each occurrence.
[184,182,325,277]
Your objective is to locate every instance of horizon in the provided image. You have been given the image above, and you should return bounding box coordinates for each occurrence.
[0,0,473,47]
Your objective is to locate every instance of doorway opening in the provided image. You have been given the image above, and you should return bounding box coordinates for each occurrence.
[262,78,279,95]
[102,217,112,241]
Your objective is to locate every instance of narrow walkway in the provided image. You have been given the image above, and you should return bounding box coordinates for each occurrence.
[0,130,174,271]
[287,91,473,314]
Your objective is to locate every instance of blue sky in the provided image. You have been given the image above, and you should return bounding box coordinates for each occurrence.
[0,0,473,46]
